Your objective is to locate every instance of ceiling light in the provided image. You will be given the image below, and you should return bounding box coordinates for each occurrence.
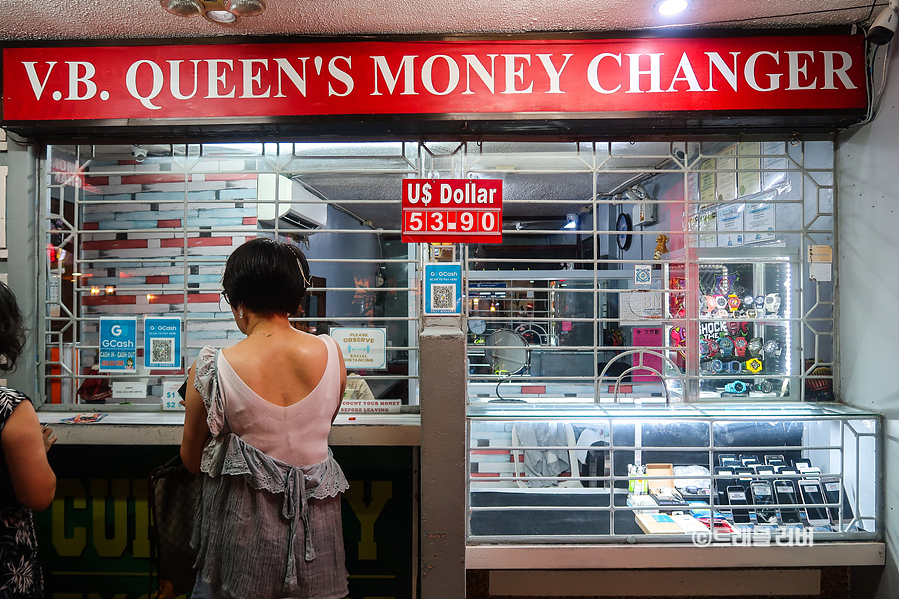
[656,0,689,16]
[160,0,204,17]
[161,0,267,24]
[224,0,266,17]
[205,9,238,23]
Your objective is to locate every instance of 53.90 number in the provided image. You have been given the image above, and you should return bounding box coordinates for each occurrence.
[405,210,498,233]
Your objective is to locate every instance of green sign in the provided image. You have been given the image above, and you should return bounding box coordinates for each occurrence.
[37,445,415,599]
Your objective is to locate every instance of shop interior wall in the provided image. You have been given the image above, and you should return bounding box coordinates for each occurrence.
[71,159,383,403]
[836,48,899,599]
[620,144,835,366]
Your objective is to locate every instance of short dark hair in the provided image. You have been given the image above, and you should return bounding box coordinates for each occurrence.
[0,282,26,373]
[222,238,311,316]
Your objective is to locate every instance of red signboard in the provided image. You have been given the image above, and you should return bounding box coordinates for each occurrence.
[401,179,502,244]
[1,35,866,123]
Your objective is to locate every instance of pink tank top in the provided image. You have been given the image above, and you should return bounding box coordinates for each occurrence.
[216,335,340,467]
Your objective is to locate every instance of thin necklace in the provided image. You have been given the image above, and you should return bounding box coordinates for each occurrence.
[248,324,292,338]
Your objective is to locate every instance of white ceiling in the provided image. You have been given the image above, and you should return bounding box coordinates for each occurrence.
[0,0,883,41]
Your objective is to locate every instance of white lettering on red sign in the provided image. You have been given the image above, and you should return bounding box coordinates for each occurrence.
[3,36,866,122]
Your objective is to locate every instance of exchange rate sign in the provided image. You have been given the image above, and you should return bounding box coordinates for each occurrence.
[401,179,502,244]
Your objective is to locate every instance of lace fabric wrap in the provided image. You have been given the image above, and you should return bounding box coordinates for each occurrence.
[191,346,350,599]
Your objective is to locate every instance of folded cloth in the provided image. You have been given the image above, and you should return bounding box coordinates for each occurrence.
[514,422,570,488]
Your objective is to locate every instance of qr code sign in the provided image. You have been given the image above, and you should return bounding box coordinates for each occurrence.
[430,284,457,312]
[150,338,176,366]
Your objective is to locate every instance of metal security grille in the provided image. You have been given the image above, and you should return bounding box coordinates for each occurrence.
[459,140,837,404]
[39,139,836,406]
[41,142,423,405]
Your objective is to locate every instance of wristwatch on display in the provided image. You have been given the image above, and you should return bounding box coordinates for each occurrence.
[764,339,782,357]
[724,380,749,394]
[754,295,766,311]
[726,321,740,336]
[711,359,724,372]
[704,296,716,314]
[714,296,728,311]
[734,337,748,358]
[748,337,764,357]
[743,294,755,309]
[718,336,734,358]
[727,295,742,312]
[706,339,720,359]
[727,360,742,373]
[716,308,730,319]
[765,293,782,315]
[746,358,764,373]
[746,309,758,318]
[700,338,710,359]
[754,380,775,394]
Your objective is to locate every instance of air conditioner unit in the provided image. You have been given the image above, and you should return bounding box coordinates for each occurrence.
[256,173,328,232]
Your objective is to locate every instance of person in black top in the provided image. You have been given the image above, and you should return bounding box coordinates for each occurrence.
[0,282,56,597]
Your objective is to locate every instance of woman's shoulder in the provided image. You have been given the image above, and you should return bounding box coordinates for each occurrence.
[192,346,219,395]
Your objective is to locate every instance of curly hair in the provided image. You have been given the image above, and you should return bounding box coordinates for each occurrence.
[0,282,26,373]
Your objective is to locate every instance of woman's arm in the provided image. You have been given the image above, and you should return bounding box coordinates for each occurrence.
[2,400,56,510]
[332,347,347,424]
[180,363,210,474]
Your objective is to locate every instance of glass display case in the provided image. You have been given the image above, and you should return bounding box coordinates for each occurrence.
[663,247,801,400]
[467,402,879,545]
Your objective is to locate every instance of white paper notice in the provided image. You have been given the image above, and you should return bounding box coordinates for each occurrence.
[717,204,744,247]
[699,158,716,206]
[162,380,185,411]
[744,197,776,244]
[809,263,832,282]
[762,141,788,191]
[699,207,718,248]
[716,146,738,203]
[737,142,762,197]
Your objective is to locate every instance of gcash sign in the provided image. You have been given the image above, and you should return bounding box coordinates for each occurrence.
[1,35,866,122]
[402,179,502,244]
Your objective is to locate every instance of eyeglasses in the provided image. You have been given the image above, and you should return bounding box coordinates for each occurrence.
[218,291,231,312]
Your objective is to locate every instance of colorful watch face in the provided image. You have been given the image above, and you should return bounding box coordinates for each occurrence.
[707,339,719,358]
[756,380,774,394]
[764,340,782,357]
[725,380,748,394]
[718,336,734,356]
[748,337,763,354]
[734,338,748,355]
[726,321,740,335]
[746,358,764,372]
[712,359,724,372]
[727,295,742,312]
